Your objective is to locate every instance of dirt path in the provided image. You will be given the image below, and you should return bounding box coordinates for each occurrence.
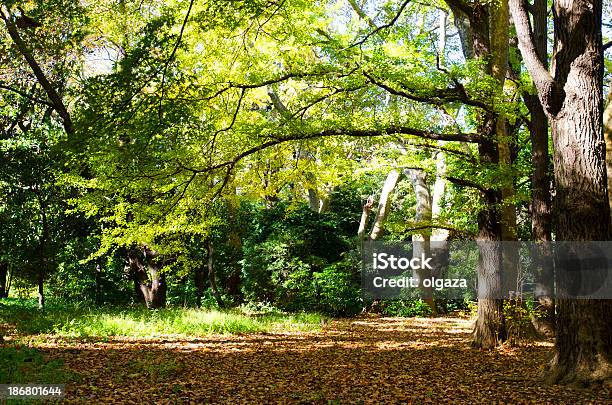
[32,316,610,404]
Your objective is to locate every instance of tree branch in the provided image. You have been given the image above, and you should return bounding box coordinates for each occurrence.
[445,175,487,191]
[159,0,196,121]
[346,0,412,49]
[0,81,53,107]
[1,6,73,134]
[347,0,377,29]
[443,0,473,17]
[364,71,490,110]
[182,125,480,176]
[509,0,564,115]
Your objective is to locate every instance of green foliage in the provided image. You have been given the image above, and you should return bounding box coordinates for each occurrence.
[382,299,432,317]
[502,298,539,346]
[238,201,362,315]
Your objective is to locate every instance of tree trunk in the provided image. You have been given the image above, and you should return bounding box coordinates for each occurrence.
[511,0,612,385]
[445,0,507,348]
[357,195,374,242]
[94,261,102,306]
[0,262,8,298]
[369,170,401,240]
[472,134,506,349]
[37,270,45,310]
[207,240,224,308]
[226,190,243,300]
[406,168,437,315]
[127,247,167,309]
[36,191,49,311]
[605,87,612,224]
[521,0,555,336]
[430,150,450,281]
[307,188,320,212]
[194,264,205,308]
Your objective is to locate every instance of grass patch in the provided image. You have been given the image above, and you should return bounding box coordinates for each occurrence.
[0,345,65,384]
[0,298,327,339]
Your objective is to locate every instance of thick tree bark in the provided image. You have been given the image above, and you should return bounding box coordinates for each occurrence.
[521,0,555,336]
[472,127,506,349]
[605,87,612,223]
[0,262,8,298]
[127,247,167,309]
[206,240,224,308]
[511,0,612,385]
[446,0,507,348]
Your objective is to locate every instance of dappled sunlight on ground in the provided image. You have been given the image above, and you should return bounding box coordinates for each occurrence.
[8,316,609,403]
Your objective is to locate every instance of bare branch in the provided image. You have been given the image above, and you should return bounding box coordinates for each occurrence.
[346,0,412,49]
[1,6,73,134]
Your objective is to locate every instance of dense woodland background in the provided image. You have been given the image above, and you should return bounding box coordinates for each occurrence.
[1,0,612,394]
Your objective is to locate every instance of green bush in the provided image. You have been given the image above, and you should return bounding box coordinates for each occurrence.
[382,299,432,317]
[314,261,362,317]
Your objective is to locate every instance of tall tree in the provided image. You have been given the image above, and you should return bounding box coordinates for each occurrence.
[511,0,612,385]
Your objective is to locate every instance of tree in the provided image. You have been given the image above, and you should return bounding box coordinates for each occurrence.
[511,0,612,385]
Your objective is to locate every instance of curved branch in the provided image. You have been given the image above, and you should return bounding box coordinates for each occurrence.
[509,0,564,115]
[364,71,490,110]
[1,6,73,134]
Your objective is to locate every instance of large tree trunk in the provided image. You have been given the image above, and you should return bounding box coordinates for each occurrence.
[127,247,167,309]
[430,150,450,281]
[472,129,506,349]
[521,0,555,336]
[511,0,612,385]
[0,262,8,299]
[406,168,437,315]
[605,87,612,224]
[491,0,521,311]
[446,0,507,348]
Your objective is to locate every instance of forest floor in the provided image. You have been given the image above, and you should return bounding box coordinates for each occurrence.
[3,315,611,404]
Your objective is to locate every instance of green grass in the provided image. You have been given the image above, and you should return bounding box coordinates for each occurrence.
[0,298,327,339]
[0,345,66,384]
